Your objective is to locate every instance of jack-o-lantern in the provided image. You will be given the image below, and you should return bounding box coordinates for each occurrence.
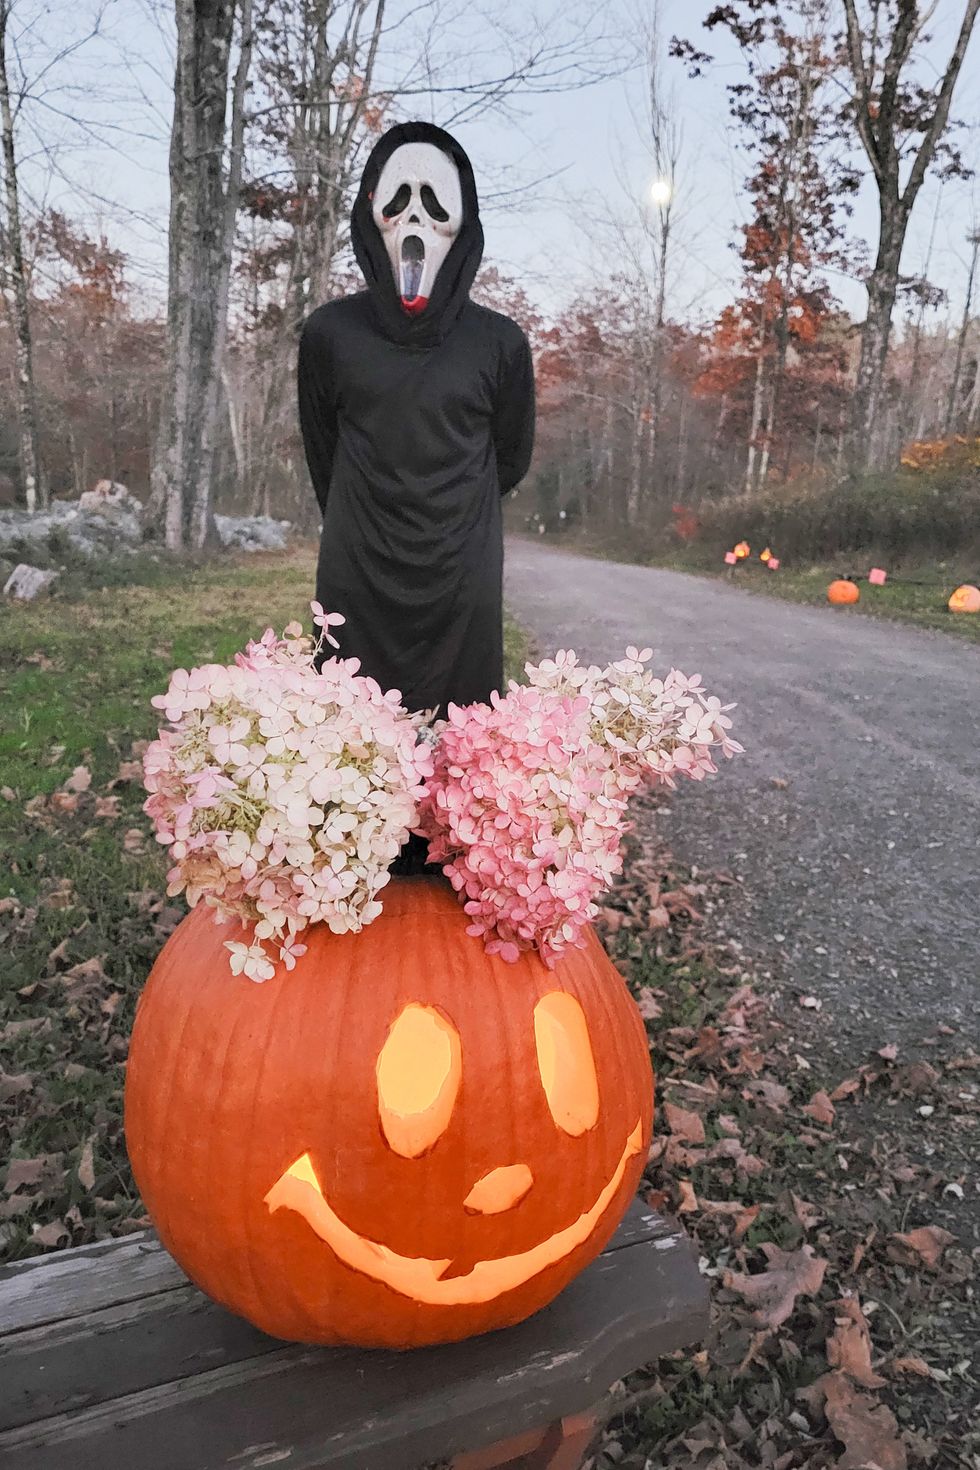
[827,579,860,606]
[125,877,653,1348]
[948,583,980,614]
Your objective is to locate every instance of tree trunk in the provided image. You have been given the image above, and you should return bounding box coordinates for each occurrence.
[192,0,253,548]
[150,0,239,553]
[852,208,902,468]
[0,0,46,511]
[945,232,980,434]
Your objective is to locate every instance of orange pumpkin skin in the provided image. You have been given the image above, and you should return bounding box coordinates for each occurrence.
[827,579,860,606]
[948,583,980,614]
[125,877,653,1348]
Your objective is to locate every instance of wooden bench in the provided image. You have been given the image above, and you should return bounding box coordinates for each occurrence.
[0,1203,708,1470]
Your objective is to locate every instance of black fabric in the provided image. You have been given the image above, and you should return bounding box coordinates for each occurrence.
[297,121,535,718]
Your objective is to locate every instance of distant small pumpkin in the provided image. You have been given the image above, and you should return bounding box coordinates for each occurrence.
[827,579,860,606]
[948,583,980,614]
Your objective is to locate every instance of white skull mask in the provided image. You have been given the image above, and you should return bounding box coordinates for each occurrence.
[372,143,463,314]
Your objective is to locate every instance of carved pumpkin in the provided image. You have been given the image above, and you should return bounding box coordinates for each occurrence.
[125,877,653,1348]
[827,579,860,606]
[948,583,980,614]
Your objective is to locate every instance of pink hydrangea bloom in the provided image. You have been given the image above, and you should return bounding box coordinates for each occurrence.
[142,606,432,981]
[416,648,741,966]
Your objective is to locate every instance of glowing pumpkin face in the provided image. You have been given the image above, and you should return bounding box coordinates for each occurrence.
[125,879,653,1348]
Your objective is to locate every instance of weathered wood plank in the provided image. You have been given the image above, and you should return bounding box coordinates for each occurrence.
[0,1233,185,1333]
[0,1225,707,1470]
[0,1209,685,1432]
[0,1203,676,1339]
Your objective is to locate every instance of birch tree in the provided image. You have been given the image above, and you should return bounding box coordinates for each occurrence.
[0,0,45,510]
[840,0,980,468]
[150,0,253,552]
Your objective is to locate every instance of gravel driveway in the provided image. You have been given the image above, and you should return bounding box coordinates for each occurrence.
[504,539,980,1050]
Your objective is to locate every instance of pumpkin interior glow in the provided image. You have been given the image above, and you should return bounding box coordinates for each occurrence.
[263,1123,643,1306]
[533,991,600,1135]
[377,1003,462,1157]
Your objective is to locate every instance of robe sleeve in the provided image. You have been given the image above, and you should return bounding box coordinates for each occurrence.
[492,330,536,493]
[297,313,338,517]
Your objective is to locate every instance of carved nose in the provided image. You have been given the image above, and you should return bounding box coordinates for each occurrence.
[463,1164,533,1216]
[408,212,420,223]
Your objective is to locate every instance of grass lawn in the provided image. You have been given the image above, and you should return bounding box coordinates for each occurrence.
[0,547,528,1258]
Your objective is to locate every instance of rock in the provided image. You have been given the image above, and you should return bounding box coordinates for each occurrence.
[0,498,143,560]
[3,563,60,600]
[214,514,292,552]
[78,480,143,516]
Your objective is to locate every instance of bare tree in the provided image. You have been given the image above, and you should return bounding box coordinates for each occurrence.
[0,0,46,510]
[944,228,980,434]
[150,0,251,552]
[840,0,980,468]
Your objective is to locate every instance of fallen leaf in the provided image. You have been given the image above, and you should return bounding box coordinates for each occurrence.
[31,1220,70,1248]
[734,1203,760,1240]
[723,1244,828,1329]
[741,1077,790,1110]
[826,1296,887,1388]
[791,1193,823,1230]
[63,765,91,793]
[706,1137,765,1175]
[635,988,662,1020]
[77,1137,97,1191]
[60,955,108,993]
[0,1071,33,1101]
[890,1356,933,1378]
[822,1371,907,1470]
[663,1101,706,1144]
[123,828,146,853]
[888,1225,955,1270]
[803,1089,836,1126]
[4,1155,63,1194]
[877,1042,898,1061]
[49,791,79,814]
[799,994,822,1010]
[830,1075,862,1102]
[676,1180,699,1213]
[94,795,121,819]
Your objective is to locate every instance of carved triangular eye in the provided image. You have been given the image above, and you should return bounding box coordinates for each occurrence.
[377,1005,462,1157]
[534,992,599,1135]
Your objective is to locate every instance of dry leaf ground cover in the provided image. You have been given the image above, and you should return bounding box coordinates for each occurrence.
[589,796,978,1470]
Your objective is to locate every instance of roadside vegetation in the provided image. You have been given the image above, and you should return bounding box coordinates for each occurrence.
[521,462,980,643]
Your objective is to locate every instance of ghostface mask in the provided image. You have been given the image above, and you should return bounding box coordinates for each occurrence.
[372,142,463,315]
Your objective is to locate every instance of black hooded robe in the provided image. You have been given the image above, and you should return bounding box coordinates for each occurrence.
[297,121,536,718]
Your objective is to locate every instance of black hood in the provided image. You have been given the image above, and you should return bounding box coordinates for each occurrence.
[351,121,484,348]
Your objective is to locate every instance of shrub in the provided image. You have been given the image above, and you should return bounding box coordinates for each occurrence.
[695,467,980,566]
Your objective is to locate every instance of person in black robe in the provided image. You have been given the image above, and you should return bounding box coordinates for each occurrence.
[297,121,536,725]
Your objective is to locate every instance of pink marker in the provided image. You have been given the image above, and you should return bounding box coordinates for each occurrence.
[724,551,737,565]
[869,567,886,585]
[767,557,780,570]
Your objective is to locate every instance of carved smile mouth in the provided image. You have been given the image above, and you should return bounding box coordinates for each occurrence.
[264,1121,643,1306]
